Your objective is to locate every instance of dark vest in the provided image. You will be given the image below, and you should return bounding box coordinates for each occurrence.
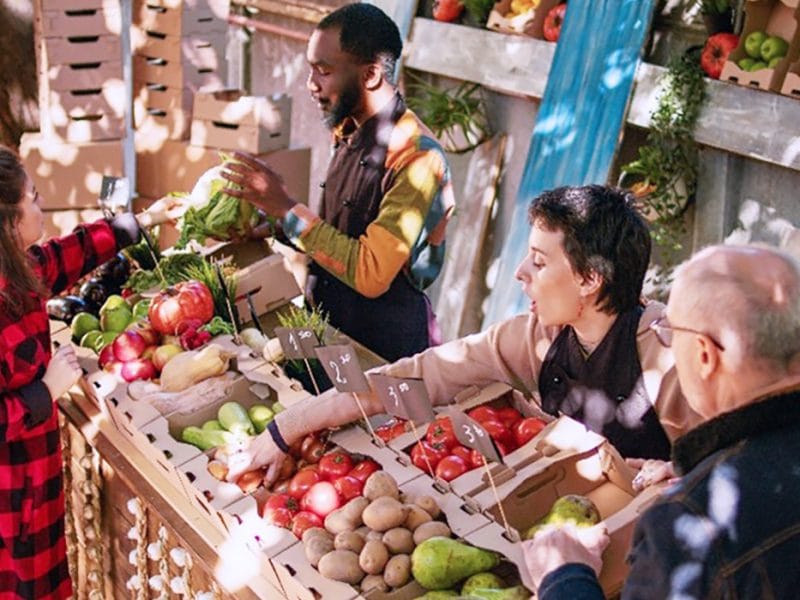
[308,95,429,362]
[538,307,672,460]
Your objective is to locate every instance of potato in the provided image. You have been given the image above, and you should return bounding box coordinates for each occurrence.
[362,497,408,532]
[361,574,389,593]
[324,508,356,535]
[365,529,384,542]
[382,527,415,554]
[413,521,451,545]
[342,496,369,522]
[383,554,411,588]
[355,525,371,538]
[363,471,400,501]
[302,527,332,543]
[359,540,389,575]
[206,460,228,481]
[317,550,365,584]
[304,533,334,567]
[414,495,441,519]
[404,504,433,531]
[334,531,365,553]
[236,469,263,494]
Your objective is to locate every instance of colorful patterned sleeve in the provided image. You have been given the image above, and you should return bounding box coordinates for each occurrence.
[283,131,451,299]
[29,213,141,296]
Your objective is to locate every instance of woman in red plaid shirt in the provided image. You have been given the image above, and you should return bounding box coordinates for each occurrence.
[0,146,170,598]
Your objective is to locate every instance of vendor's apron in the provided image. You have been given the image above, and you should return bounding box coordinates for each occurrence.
[308,95,430,362]
[538,307,672,460]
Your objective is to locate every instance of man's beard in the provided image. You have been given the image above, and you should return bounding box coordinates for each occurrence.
[322,78,362,129]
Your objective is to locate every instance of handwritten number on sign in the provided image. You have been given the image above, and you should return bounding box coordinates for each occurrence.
[388,386,400,407]
[329,360,347,385]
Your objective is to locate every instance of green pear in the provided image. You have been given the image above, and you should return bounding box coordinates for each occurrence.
[132,298,151,321]
[462,573,506,595]
[99,294,127,315]
[417,593,458,599]
[71,312,100,342]
[79,330,104,351]
[100,304,132,333]
[522,495,601,540]
[461,586,531,600]
[411,537,500,591]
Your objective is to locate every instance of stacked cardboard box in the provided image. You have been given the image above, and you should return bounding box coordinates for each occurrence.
[132,0,229,144]
[24,0,127,218]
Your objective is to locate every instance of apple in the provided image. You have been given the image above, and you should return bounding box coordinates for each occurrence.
[125,319,160,346]
[104,360,124,380]
[738,57,758,71]
[151,344,183,371]
[760,35,788,62]
[748,61,767,72]
[112,330,147,362]
[768,56,782,69]
[700,33,739,79]
[744,31,768,59]
[121,358,157,382]
[98,344,116,369]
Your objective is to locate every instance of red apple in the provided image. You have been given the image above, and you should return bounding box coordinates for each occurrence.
[98,344,116,369]
[151,344,183,371]
[121,358,157,382]
[543,3,567,43]
[125,320,160,347]
[113,330,147,362]
[701,33,739,79]
[105,360,124,380]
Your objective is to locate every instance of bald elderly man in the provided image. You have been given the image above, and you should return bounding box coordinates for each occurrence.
[523,244,800,600]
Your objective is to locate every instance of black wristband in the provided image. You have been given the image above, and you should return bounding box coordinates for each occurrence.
[267,419,290,454]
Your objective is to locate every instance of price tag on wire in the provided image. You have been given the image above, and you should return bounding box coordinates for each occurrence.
[368,374,434,425]
[314,344,369,393]
[445,409,503,465]
[274,327,318,359]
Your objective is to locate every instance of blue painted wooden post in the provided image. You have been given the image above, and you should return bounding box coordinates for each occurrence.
[483,0,657,327]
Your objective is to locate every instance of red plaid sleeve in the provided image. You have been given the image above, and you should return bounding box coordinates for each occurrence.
[0,369,49,442]
[29,213,140,296]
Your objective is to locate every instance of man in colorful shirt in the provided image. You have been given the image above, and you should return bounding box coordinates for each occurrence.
[222,3,455,361]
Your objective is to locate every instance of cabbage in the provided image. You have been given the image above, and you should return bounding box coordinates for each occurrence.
[175,159,258,249]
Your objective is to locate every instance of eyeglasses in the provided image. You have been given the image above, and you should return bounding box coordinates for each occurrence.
[649,316,725,351]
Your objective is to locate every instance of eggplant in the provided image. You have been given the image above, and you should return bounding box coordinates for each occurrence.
[96,253,131,288]
[46,295,88,323]
[79,278,109,313]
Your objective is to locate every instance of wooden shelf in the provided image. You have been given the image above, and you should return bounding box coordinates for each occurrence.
[404,18,800,173]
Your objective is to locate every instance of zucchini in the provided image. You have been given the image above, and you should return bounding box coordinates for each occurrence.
[181,426,232,451]
[218,401,255,435]
[202,419,224,431]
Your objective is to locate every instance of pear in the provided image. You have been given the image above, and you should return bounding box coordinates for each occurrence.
[417,592,458,599]
[461,572,506,595]
[522,494,601,540]
[411,537,500,591]
[462,586,531,600]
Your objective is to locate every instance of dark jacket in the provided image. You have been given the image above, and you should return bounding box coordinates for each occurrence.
[539,386,800,600]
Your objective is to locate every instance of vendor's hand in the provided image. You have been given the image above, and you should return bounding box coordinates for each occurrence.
[221,151,296,219]
[522,523,610,591]
[226,211,277,243]
[225,430,288,486]
[42,345,82,399]
[136,195,186,227]
[627,458,678,492]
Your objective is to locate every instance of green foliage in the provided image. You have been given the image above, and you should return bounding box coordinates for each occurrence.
[124,252,206,293]
[622,51,707,275]
[183,260,238,322]
[405,70,491,153]
[276,304,330,371]
[698,0,731,15]
[124,232,160,270]
[461,0,496,25]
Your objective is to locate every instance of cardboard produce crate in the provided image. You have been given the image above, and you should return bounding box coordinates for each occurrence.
[133,84,194,141]
[465,428,665,595]
[132,28,226,67]
[135,139,311,205]
[486,0,562,38]
[133,0,228,36]
[190,90,292,154]
[782,58,800,95]
[133,53,224,91]
[20,133,124,210]
[37,4,122,38]
[40,34,121,65]
[721,0,800,92]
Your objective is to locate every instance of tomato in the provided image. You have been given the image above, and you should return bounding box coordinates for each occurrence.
[495,406,523,429]
[273,479,291,494]
[333,475,364,502]
[467,406,499,424]
[435,455,469,482]
[300,435,326,464]
[263,506,293,528]
[433,0,463,22]
[375,419,407,443]
[300,481,342,518]
[262,493,298,528]
[410,440,448,472]
[318,451,354,481]
[291,511,323,539]
[450,445,473,466]
[543,3,567,43]
[426,417,457,450]
[495,440,510,457]
[288,469,322,499]
[482,419,514,447]
[148,280,214,335]
[513,417,547,447]
[348,459,380,482]
[469,448,486,469]
[276,455,297,482]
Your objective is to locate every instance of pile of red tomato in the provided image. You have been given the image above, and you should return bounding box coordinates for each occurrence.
[405,406,548,482]
[262,432,381,538]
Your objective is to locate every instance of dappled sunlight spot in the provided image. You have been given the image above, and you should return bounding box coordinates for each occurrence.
[36,137,79,165]
[642,368,667,406]
[669,561,702,599]
[674,514,716,559]
[576,453,605,481]
[616,386,652,429]
[708,464,739,539]
[398,209,423,246]
[541,416,605,453]
[535,337,551,362]
[533,104,576,136]
[582,389,617,432]
[601,49,638,90]
[781,135,800,167]
[214,528,262,592]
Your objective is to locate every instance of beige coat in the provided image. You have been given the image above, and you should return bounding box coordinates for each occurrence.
[378,303,700,442]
